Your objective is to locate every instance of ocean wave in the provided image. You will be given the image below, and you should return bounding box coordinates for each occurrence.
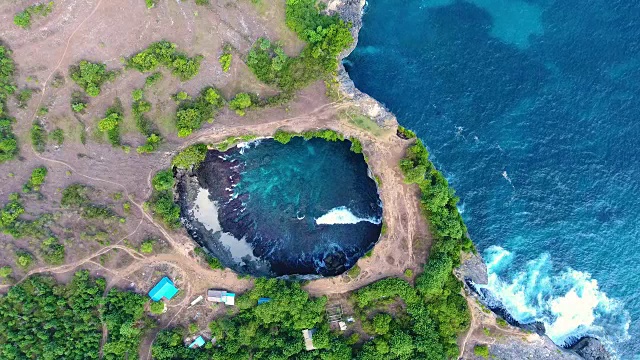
[482,246,630,351]
[315,206,381,225]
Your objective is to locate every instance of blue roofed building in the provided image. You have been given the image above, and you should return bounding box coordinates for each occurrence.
[148,277,179,301]
[258,297,271,305]
[188,336,205,349]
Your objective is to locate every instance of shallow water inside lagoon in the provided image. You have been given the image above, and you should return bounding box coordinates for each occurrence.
[179,138,383,277]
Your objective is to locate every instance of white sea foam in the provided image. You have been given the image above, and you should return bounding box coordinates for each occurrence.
[482,246,630,351]
[315,206,381,225]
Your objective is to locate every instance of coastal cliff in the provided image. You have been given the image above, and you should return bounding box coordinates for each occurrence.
[330,0,613,359]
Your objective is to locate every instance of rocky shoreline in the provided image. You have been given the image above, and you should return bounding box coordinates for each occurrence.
[330,1,614,359]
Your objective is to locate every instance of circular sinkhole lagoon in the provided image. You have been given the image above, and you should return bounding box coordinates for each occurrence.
[177,137,383,277]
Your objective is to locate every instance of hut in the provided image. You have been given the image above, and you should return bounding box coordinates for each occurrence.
[148,277,179,301]
[207,289,236,305]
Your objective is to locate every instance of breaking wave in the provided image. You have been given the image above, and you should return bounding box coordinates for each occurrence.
[315,206,382,225]
[482,246,630,351]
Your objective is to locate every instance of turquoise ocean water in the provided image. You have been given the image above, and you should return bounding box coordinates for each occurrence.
[346,0,640,358]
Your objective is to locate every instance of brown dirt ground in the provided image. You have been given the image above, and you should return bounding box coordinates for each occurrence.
[0,0,434,358]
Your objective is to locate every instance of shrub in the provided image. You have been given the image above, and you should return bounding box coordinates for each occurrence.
[172,143,207,169]
[41,236,65,265]
[61,184,90,208]
[145,72,163,87]
[150,301,165,314]
[69,60,116,97]
[0,119,18,163]
[152,170,174,191]
[145,0,156,9]
[24,166,47,192]
[15,251,33,269]
[50,128,64,145]
[14,2,54,29]
[140,239,155,254]
[474,344,489,358]
[0,266,12,278]
[71,102,86,112]
[147,191,180,229]
[219,45,232,72]
[31,121,47,153]
[349,137,362,153]
[347,264,360,278]
[0,46,19,163]
[273,129,294,144]
[126,41,203,81]
[15,89,32,108]
[404,269,413,278]
[175,87,224,137]
[195,0,210,4]
[229,93,252,116]
[372,313,392,335]
[98,100,123,146]
[136,134,162,154]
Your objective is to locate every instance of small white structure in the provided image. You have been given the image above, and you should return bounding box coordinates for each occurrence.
[190,295,203,307]
[302,329,316,351]
[207,290,236,306]
[338,321,347,331]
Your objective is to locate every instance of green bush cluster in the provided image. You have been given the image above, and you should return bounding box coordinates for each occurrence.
[15,250,33,269]
[219,44,233,72]
[23,166,47,192]
[15,88,32,108]
[127,41,203,81]
[145,0,156,9]
[246,0,352,93]
[69,60,116,97]
[194,248,225,270]
[172,143,208,169]
[98,100,124,146]
[474,344,489,358]
[152,278,351,360]
[213,135,258,151]
[147,170,181,229]
[0,46,19,163]
[61,184,90,208]
[0,266,12,278]
[273,129,364,154]
[145,72,163,87]
[50,128,64,145]
[0,271,147,359]
[41,236,65,265]
[30,121,47,153]
[71,91,88,113]
[150,300,165,314]
[175,87,224,137]
[140,239,155,254]
[13,2,54,29]
[229,92,253,116]
[132,88,163,154]
[398,138,474,357]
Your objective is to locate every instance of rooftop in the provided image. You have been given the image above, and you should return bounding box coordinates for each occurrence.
[148,277,179,301]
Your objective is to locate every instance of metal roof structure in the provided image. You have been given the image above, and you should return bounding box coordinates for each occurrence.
[188,336,205,349]
[148,277,179,301]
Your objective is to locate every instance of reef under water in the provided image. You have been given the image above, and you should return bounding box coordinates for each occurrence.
[177,138,383,277]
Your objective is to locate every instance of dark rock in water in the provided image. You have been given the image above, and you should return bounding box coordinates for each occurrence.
[567,337,611,360]
[177,138,383,277]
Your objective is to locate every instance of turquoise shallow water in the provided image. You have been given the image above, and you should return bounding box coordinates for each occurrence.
[346,0,640,357]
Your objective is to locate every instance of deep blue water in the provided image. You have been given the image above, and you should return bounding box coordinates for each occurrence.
[181,138,382,276]
[346,0,640,357]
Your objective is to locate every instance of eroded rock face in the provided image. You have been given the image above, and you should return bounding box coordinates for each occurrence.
[568,337,612,360]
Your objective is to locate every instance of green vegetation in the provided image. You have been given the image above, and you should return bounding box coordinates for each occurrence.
[152,278,350,359]
[175,87,224,137]
[152,169,174,191]
[145,72,163,88]
[98,99,124,146]
[69,60,116,97]
[50,128,64,145]
[246,0,352,93]
[132,88,163,154]
[0,271,147,359]
[150,300,165,314]
[15,88,32,108]
[273,129,365,155]
[0,266,12,278]
[15,250,33,269]
[41,236,65,264]
[347,264,361,278]
[397,137,474,358]
[147,170,181,229]
[219,44,233,72]
[30,121,47,153]
[496,318,508,327]
[145,0,156,9]
[474,344,489,358]
[0,46,19,163]
[194,248,225,270]
[172,143,208,170]
[349,136,363,153]
[61,184,90,208]
[37,106,48,116]
[13,2,54,29]
[195,0,210,4]
[404,269,413,278]
[229,92,253,116]
[23,166,47,192]
[214,135,258,151]
[140,239,155,254]
[397,125,417,139]
[127,41,203,81]
[71,91,88,113]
